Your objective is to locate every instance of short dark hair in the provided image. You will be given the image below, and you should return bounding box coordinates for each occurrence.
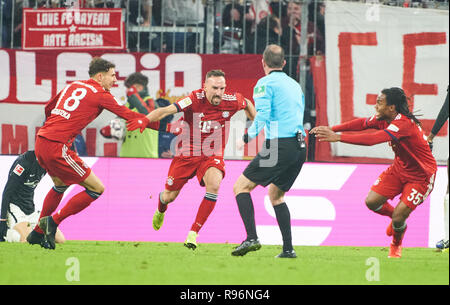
[263,44,285,68]
[124,72,148,88]
[205,69,226,79]
[88,57,115,77]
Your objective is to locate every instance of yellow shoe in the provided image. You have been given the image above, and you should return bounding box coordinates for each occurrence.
[184,231,198,250]
[152,210,165,231]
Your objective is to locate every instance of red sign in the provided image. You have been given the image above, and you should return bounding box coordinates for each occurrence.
[22,8,125,50]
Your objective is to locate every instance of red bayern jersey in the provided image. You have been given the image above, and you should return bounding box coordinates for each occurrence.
[337,114,437,180]
[38,79,145,145]
[173,89,247,157]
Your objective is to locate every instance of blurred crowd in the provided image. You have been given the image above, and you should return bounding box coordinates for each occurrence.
[2,0,448,55]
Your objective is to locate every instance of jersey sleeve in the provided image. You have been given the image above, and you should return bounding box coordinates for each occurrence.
[340,130,393,146]
[100,93,146,121]
[247,82,272,139]
[235,92,247,111]
[332,116,387,132]
[173,93,195,113]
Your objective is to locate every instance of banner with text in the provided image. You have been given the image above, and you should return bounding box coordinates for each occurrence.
[22,8,125,50]
[0,50,263,158]
[325,2,449,162]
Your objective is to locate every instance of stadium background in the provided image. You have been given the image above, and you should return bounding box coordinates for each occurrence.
[0,0,448,248]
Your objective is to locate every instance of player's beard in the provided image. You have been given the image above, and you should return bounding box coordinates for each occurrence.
[211,95,222,106]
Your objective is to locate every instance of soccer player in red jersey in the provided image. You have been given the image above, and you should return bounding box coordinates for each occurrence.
[310,87,437,258]
[128,69,256,249]
[31,57,165,249]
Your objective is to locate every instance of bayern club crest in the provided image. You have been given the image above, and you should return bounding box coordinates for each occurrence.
[167,176,174,186]
[222,111,229,118]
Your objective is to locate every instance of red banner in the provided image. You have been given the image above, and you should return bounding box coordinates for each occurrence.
[22,8,125,50]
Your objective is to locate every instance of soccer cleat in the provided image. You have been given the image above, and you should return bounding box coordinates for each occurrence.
[184,231,198,250]
[275,249,297,259]
[38,216,58,250]
[26,229,44,245]
[436,239,449,251]
[152,210,165,231]
[388,243,402,258]
[231,239,261,256]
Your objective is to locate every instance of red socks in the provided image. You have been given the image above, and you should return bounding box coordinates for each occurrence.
[52,190,100,225]
[34,187,65,234]
[190,193,217,233]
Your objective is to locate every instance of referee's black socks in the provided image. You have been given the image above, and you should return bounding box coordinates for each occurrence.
[273,202,293,252]
[235,193,258,241]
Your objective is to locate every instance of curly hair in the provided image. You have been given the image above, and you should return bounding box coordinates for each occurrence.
[381,87,421,126]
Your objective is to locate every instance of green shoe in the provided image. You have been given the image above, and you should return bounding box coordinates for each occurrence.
[152,210,165,231]
[184,231,198,250]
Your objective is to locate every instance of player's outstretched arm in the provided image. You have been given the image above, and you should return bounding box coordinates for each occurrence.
[316,129,392,146]
[243,98,257,121]
[147,104,178,122]
[127,104,179,133]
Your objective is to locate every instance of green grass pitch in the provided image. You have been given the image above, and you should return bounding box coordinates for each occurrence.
[0,241,448,285]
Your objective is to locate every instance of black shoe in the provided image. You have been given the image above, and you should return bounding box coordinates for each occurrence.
[26,229,44,245]
[275,249,297,258]
[38,216,57,250]
[231,239,261,256]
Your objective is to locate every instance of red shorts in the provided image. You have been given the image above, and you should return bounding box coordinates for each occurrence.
[371,166,436,210]
[35,136,91,185]
[165,156,225,191]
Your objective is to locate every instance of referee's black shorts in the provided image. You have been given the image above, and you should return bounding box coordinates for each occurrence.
[243,135,306,192]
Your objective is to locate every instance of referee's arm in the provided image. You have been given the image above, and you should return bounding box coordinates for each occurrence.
[243,93,272,143]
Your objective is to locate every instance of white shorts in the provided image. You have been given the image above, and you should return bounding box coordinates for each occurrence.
[7,204,40,229]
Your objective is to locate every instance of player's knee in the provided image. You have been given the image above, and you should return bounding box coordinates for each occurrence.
[365,196,378,210]
[92,183,105,195]
[162,190,177,203]
[233,181,249,195]
[233,182,242,195]
[206,183,220,195]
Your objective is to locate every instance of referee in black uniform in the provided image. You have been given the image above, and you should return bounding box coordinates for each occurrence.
[232,45,307,258]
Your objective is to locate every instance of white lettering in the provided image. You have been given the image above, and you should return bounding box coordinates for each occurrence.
[166,54,202,96]
[140,54,160,99]
[16,51,52,102]
[51,108,71,119]
[36,13,60,26]
[68,33,103,47]
[43,34,66,47]
[56,53,92,93]
[61,12,73,25]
